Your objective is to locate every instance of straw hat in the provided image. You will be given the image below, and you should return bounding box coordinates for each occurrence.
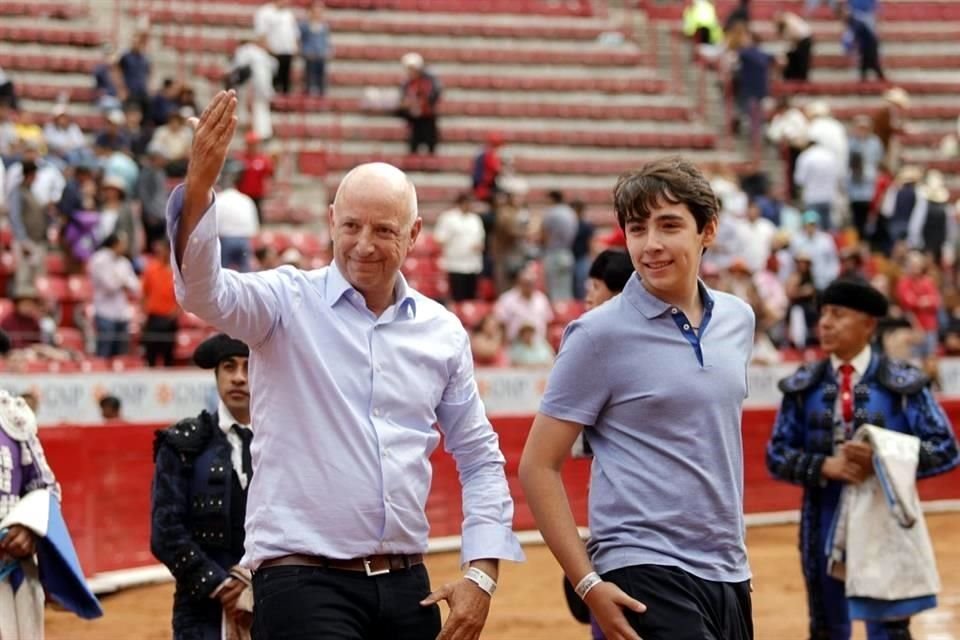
[883,87,910,109]
[401,52,424,70]
[804,100,831,119]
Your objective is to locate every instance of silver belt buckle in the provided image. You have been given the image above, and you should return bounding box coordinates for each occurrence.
[363,558,390,576]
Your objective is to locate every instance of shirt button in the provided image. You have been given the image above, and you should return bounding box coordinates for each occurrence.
[671,307,679,314]
[373,408,381,417]
[683,323,690,330]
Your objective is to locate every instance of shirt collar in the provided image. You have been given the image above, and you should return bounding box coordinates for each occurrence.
[830,345,872,378]
[217,399,250,434]
[623,274,716,319]
[325,260,417,319]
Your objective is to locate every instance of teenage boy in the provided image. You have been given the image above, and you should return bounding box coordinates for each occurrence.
[520,157,756,640]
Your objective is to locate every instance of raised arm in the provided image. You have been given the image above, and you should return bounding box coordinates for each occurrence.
[167,90,288,347]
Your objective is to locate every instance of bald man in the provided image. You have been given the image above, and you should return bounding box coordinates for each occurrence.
[167,91,523,640]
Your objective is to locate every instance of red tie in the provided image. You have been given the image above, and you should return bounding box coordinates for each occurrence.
[839,363,855,423]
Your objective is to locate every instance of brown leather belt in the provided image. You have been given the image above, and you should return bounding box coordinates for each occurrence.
[259,553,424,576]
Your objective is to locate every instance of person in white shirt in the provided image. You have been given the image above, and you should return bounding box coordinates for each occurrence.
[231,38,276,141]
[87,232,141,357]
[216,166,260,272]
[433,193,485,301]
[253,1,276,37]
[741,199,777,273]
[43,106,88,165]
[263,0,299,94]
[795,138,843,229]
[790,210,840,290]
[805,100,849,172]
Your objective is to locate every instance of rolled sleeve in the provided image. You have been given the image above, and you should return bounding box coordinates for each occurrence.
[437,331,524,566]
[166,184,285,348]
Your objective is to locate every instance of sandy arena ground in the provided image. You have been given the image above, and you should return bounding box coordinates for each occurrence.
[48,515,960,639]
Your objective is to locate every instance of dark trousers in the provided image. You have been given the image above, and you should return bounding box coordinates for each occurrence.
[305,59,327,96]
[94,316,130,358]
[408,117,438,154]
[850,200,871,240]
[274,54,293,94]
[252,564,441,640]
[448,272,478,302]
[784,37,813,81]
[602,564,753,640]
[143,314,178,367]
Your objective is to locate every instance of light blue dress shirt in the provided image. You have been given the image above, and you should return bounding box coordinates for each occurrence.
[166,185,524,568]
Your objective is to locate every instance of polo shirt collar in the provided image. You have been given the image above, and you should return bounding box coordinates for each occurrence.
[624,274,716,319]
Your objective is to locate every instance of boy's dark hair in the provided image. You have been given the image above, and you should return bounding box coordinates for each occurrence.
[613,156,719,232]
[589,250,634,293]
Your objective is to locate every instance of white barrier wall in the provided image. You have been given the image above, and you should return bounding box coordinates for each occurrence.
[6,358,960,424]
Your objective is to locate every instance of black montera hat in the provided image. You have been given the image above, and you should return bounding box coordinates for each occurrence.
[193,333,250,369]
[820,278,889,318]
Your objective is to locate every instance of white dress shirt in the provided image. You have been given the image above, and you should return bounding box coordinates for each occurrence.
[218,400,252,490]
[166,185,524,569]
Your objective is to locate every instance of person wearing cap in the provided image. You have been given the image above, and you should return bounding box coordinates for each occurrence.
[168,91,522,640]
[151,333,254,640]
[767,278,959,640]
[521,158,756,640]
[398,52,442,155]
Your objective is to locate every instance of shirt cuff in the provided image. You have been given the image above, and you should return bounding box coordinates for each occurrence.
[460,522,525,567]
[538,402,595,429]
[166,183,220,299]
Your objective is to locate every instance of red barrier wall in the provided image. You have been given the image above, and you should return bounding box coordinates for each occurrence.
[41,404,960,577]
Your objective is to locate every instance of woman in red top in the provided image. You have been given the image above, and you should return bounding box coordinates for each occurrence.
[896,250,942,358]
[236,131,275,224]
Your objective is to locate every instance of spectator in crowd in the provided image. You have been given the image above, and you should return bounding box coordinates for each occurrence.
[791,210,840,290]
[0,100,15,159]
[584,249,633,311]
[494,263,554,342]
[99,395,122,421]
[806,100,849,174]
[541,190,578,301]
[897,250,943,359]
[92,44,122,113]
[231,37,277,142]
[137,142,172,248]
[98,175,141,262]
[470,314,508,366]
[785,253,819,348]
[11,111,46,156]
[236,131,275,223]
[571,200,595,301]
[767,98,809,201]
[254,0,277,37]
[44,105,88,165]
[398,52,442,155]
[880,164,923,249]
[300,1,333,96]
[741,198,777,273]
[149,78,180,127]
[95,109,132,153]
[0,286,45,349]
[434,193,485,302]
[7,160,49,291]
[508,322,555,368]
[733,30,775,145]
[216,163,261,273]
[118,31,151,111]
[151,108,194,177]
[88,232,141,357]
[795,136,843,229]
[141,236,179,367]
[263,0,299,94]
[491,190,533,293]
[254,245,281,270]
[874,87,910,168]
[472,132,505,203]
[775,11,813,81]
[844,5,884,81]
[682,0,723,45]
[123,101,153,159]
[908,170,956,266]
[177,85,200,116]
[0,63,16,110]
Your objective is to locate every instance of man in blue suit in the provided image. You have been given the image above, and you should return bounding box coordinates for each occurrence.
[767,278,959,640]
